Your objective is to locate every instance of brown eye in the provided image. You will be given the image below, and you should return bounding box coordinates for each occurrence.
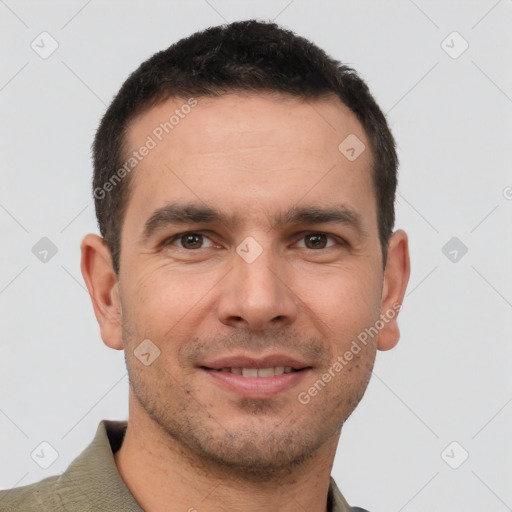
[303,233,330,249]
[168,232,215,250]
[181,233,203,249]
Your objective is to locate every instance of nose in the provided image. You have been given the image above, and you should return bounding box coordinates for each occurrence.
[216,244,299,332]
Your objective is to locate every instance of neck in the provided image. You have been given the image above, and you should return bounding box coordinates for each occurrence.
[114,395,340,512]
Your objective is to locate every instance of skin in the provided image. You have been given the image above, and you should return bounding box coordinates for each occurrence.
[81,92,410,512]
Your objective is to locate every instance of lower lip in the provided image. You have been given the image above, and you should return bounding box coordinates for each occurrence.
[201,368,310,399]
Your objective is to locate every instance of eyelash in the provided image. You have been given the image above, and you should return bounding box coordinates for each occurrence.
[162,231,346,251]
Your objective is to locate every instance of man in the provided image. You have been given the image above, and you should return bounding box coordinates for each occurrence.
[0,20,409,511]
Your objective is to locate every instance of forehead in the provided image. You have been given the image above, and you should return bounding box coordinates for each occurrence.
[126,92,369,161]
[122,92,375,233]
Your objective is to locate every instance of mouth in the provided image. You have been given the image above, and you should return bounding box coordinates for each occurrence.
[201,366,306,377]
[198,353,312,398]
[200,363,312,400]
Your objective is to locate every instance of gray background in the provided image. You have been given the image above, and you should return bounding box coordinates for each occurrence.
[1,1,511,510]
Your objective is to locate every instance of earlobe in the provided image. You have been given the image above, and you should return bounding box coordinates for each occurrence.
[377,230,410,351]
[80,234,124,350]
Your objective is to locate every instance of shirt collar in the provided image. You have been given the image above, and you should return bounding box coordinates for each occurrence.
[62,420,352,512]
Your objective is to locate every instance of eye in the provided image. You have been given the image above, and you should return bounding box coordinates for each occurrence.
[296,233,338,250]
[166,232,216,250]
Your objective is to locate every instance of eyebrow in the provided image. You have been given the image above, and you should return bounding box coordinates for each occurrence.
[141,202,367,242]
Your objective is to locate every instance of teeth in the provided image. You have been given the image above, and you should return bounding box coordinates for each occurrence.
[257,367,274,377]
[216,366,296,377]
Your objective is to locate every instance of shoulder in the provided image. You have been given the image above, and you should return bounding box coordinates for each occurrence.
[0,419,129,512]
[0,474,64,511]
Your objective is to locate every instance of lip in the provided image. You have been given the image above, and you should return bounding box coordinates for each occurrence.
[201,367,311,399]
[199,353,311,370]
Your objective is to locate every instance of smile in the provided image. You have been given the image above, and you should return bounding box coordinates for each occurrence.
[201,366,310,399]
[211,366,300,377]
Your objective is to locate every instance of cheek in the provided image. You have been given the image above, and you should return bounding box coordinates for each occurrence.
[130,264,202,315]
[298,265,382,338]
[122,265,217,351]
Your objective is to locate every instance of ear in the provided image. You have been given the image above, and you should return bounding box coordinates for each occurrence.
[377,229,410,351]
[80,234,124,350]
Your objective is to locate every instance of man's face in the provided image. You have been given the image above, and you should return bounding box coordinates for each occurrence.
[117,93,385,476]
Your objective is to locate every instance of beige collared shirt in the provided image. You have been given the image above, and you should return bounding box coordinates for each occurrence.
[0,420,361,511]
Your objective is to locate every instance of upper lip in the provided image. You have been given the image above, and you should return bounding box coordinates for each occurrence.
[200,353,312,370]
